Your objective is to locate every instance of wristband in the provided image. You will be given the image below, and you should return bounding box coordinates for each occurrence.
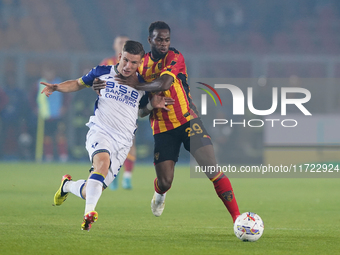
[146,101,154,111]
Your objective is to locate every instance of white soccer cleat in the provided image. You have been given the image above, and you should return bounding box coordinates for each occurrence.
[151,192,166,217]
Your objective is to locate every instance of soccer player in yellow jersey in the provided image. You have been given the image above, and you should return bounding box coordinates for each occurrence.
[94,21,240,224]
[100,35,137,190]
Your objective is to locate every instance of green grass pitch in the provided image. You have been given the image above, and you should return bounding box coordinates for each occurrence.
[0,162,339,255]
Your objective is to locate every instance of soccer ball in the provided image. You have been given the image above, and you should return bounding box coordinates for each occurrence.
[234,212,264,242]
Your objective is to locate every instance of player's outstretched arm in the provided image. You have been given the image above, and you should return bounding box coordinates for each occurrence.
[113,73,173,92]
[135,74,173,92]
[40,79,86,97]
[92,74,173,96]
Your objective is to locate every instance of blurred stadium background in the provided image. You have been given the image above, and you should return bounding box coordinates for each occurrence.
[0,0,340,165]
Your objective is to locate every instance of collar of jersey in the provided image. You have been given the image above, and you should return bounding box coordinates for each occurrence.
[149,51,168,62]
[114,64,119,75]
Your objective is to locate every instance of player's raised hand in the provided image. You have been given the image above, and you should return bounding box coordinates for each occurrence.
[40,82,58,97]
[151,92,175,111]
[115,73,139,88]
[92,78,106,96]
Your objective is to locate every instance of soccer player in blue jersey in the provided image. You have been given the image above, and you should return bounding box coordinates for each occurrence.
[100,35,137,190]
[41,40,174,231]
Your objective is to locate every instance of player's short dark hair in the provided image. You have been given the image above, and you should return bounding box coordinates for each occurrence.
[149,21,171,37]
[122,40,145,58]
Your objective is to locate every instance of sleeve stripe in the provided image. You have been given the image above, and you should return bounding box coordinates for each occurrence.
[78,78,91,87]
[160,71,176,81]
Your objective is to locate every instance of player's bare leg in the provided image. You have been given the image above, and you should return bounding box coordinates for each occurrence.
[192,144,240,223]
[151,160,175,216]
